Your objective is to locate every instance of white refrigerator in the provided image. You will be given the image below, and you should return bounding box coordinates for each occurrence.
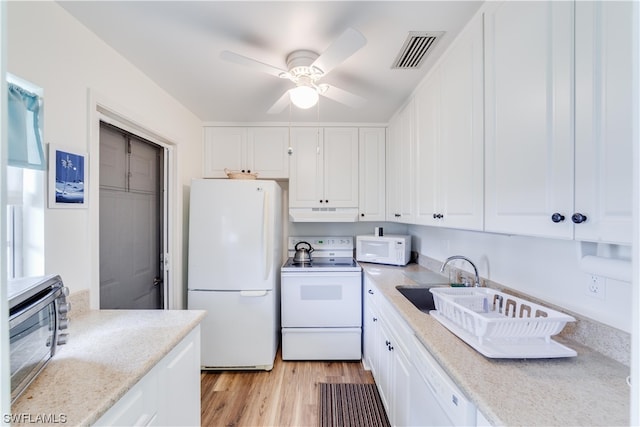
[187,179,282,370]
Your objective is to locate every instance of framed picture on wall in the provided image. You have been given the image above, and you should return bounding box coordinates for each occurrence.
[48,144,88,208]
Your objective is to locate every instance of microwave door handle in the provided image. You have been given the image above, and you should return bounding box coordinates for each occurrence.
[9,287,63,329]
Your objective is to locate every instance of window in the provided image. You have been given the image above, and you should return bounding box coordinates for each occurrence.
[5,75,45,279]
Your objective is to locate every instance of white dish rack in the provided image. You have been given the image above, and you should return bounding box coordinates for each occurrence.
[429,287,577,359]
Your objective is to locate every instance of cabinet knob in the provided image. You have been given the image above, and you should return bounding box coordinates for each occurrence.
[319,200,323,203]
[572,213,588,224]
[551,213,565,223]
[287,147,293,155]
[361,213,365,217]
[373,317,378,322]
[325,200,329,203]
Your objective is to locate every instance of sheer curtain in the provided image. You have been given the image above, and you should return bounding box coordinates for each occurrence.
[7,82,44,170]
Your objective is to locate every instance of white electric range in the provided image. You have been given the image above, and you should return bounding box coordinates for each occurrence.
[280,236,362,360]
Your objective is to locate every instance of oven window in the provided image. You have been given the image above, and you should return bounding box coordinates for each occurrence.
[10,303,55,397]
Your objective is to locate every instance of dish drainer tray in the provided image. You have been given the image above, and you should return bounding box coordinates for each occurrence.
[429,287,577,359]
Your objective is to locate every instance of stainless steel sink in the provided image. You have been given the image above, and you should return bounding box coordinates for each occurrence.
[396,285,447,314]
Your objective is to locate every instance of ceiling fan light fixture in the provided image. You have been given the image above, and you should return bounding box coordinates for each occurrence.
[289,85,319,109]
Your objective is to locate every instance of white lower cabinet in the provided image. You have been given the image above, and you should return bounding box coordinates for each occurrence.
[94,326,201,426]
[363,277,477,426]
[365,277,413,426]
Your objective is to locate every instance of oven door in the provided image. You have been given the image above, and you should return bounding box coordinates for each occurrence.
[281,271,362,327]
[10,299,57,402]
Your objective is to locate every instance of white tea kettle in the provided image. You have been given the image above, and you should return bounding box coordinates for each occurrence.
[293,241,314,264]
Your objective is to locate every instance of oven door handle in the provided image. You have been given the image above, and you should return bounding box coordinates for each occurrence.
[9,286,63,328]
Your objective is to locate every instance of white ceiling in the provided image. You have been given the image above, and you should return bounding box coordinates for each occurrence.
[59,1,483,124]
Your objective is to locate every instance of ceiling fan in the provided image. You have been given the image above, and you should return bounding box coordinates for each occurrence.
[220,27,367,114]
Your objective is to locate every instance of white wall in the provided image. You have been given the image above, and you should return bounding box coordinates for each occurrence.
[6,1,202,308]
[408,224,632,333]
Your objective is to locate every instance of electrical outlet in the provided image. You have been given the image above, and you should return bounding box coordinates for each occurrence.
[586,275,606,300]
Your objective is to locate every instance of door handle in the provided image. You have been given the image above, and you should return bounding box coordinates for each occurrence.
[153,277,163,287]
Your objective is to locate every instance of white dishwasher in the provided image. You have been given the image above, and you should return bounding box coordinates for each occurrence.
[409,335,476,426]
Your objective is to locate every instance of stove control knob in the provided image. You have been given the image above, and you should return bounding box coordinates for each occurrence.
[58,318,70,330]
[58,302,71,315]
[57,333,69,346]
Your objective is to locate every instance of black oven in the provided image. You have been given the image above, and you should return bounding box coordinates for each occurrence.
[8,275,70,403]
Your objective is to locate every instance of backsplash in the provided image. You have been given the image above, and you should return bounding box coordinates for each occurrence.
[418,255,631,367]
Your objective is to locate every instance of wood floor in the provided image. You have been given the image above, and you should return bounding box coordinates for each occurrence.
[200,349,375,426]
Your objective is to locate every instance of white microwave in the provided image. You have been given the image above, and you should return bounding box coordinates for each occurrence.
[356,235,411,266]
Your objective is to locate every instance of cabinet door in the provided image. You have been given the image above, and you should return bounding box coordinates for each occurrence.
[438,14,484,231]
[289,127,323,207]
[323,127,359,207]
[390,344,413,427]
[574,1,633,244]
[156,327,201,426]
[386,114,401,221]
[247,127,289,179]
[397,100,416,223]
[386,101,416,223]
[484,1,574,238]
[358,128,386,221]
[414,71,441,226]
[377,322,394,415]
[203,127,245,177]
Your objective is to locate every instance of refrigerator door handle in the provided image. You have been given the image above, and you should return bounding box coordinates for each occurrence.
[240,290,268,297]
[262,189,271,281]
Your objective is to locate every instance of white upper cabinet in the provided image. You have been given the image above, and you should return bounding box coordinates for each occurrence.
[358,128,386,221]
[246,127,290,179]
[203,127,289,179]
[386,99,415,223]
[415,14,484,231]
[484,1,574,239]
[574,1,633,245]
[484,0,633,244]
[289,127,359,209]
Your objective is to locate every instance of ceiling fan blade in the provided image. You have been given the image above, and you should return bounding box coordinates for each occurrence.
[220,50,287,78]
[311,28,367,76]
[267,90,291,114]
[320,85,366,109]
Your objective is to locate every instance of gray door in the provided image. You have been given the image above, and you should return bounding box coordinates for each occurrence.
[99,122,164,309]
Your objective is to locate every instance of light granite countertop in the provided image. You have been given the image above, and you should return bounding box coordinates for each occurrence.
[11,305,206,426]
[361,262,631,427]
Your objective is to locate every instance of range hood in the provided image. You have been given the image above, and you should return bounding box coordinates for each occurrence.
[289,207,359,222]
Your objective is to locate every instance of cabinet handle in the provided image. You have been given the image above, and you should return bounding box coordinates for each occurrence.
[572,213,588,224]
[385,340,391,346]
[368,289,374,295]
[373,317,378,322]
[551,213,565,223]
[394,214,401,218]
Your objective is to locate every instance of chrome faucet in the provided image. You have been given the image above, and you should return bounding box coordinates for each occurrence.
[440,255,481,287]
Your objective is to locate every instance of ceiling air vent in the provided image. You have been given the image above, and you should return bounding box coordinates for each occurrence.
[392,31,444,69]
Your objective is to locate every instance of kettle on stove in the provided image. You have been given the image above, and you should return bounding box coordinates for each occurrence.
[293,241,314,264]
